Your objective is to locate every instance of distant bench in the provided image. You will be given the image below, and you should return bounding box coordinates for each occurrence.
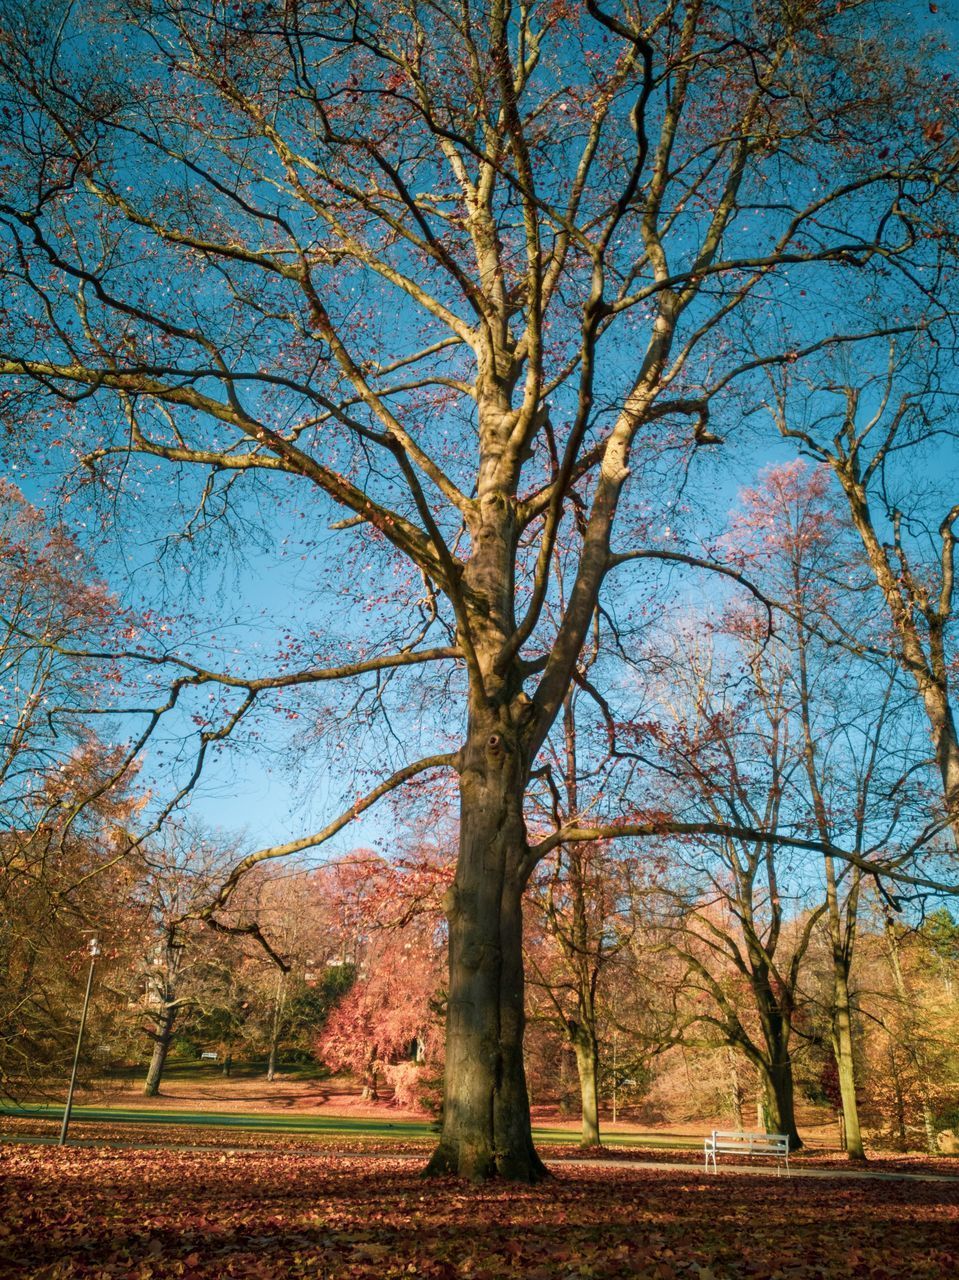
[704,1130,790,1174]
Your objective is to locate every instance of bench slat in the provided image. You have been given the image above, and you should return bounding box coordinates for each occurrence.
[704,1130,790,1174]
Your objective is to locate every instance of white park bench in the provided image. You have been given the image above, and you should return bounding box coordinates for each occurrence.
[704,1130,790,1174]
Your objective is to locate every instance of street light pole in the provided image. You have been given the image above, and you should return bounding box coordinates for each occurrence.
[59,938,100,1147]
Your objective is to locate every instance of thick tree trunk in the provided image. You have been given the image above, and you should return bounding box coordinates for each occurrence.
[752,975,802,1150]
[143,1004,176,1097]
[361,1055,379,1101]
[758,1055,802,1152]
[426,728,546,1182]
[570,1024,601,1147]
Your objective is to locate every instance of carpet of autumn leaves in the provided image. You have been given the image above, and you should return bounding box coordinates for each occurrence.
[1,1147,957,1280]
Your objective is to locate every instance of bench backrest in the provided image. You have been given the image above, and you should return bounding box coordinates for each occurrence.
[710,1130,789,1151]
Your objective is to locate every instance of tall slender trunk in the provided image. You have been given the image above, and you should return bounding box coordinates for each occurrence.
[267,969,286,1083]
[426,722,546,1182]
[557,696,603,1148]
[793,577,866,1160]
[831,968,865,1159]
[143,1004,176,1097]
[569,1020,601,1146]
[824,858,866,1160]
[727,1048,745,1128]
[611,1032,618,1125]
[889,1046,908,1148]
[557,1046,571,1115]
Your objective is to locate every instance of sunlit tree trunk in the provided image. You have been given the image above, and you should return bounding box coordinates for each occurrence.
[545,690,607,1149]
[557,1048,571,1116]
[569,1018,601,1147]
[426,716,545,1181]
[727,1049,745,1128]
[788,556,868,1160]
[831,962,865,1159]
[823,857,866,1160]
[266,970,286,1083]
[143,1003,176,1097]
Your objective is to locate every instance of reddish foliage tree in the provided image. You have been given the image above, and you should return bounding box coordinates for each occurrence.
[316,848,450,1104]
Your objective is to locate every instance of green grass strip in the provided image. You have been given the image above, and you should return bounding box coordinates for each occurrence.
[0,1103,701,1147]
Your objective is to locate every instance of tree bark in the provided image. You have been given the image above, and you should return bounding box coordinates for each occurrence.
[758,1052,802,1152]
[361,1054,379,1101]
[837,472,959,848]
[831,971,866,1159]
[143,1004,176,1097]
[570,1022,601,1147]
[751,970,803,1150]
[426,719,547,1182]
[822,855,866,1160]
[889,1046,909,1148]
[267,969,286,1083]
[727,1049,745,1129]
[557,1048,571,1116]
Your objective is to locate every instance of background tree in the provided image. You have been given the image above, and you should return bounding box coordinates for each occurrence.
[135,823,245,1096]
[235,867,335,1082]
[727,462,904,1159]
[0,481,146,1090]
[316,850,449,1104]
[646,639,817,1152]
[634,562,933,1151]
[766,345,959,848]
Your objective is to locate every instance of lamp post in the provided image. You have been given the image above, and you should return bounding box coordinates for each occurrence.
[59,937,100,1147]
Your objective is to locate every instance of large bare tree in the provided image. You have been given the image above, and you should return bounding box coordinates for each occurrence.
[1,0,956,1178]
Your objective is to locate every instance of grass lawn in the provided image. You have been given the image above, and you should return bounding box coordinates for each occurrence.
[0,1101,703,1149]
[0,1102,437,1140]
[1,1144,956,1279]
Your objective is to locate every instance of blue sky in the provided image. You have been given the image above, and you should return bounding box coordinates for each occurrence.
[2,0,956,874]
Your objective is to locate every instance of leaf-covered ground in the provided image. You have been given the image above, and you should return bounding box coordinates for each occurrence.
[2,1147,957,1279]
[3,1113,958,1178]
